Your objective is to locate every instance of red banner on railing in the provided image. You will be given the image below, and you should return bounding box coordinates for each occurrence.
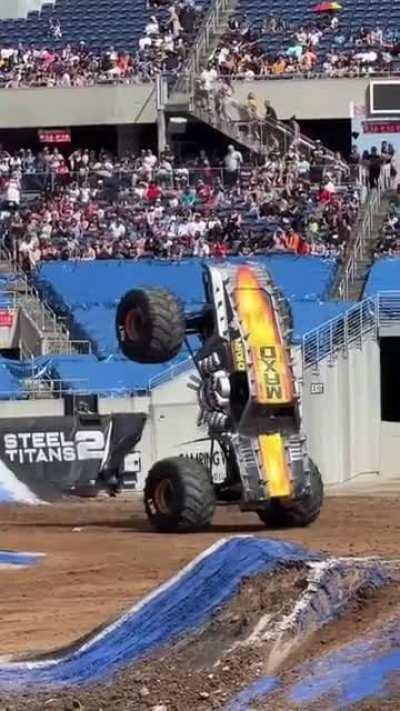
[362,121,400,134]
[0,310,13,327]
[38,129,71,144]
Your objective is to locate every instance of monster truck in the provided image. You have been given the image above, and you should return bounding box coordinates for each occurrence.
[116,262,323,532]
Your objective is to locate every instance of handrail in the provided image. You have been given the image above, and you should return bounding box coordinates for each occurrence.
[0,243,92,354]
[302,296,378,371]
[190,96,349,179]
[302,291,400,371]
[148,356,194,389]
[336,166,391,300]
[175,0,236,90]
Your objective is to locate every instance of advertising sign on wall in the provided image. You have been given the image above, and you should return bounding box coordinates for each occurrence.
[0,413,146,499]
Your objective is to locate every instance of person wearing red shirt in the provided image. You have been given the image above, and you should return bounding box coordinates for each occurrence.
[146,183,162,202]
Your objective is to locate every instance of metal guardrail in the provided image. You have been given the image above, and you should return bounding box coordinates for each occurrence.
[19,166,226,190]
[179,0,235,85]
[0,243,92,354]
[2,377,142,401]
[336,166,391,300]
[148,357,194,389]
[302,297,377,371]
[43,338,92,355]
[188,80,349,176]
[302,291,400,371]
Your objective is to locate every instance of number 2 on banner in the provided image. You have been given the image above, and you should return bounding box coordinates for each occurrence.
[75,431,105,460]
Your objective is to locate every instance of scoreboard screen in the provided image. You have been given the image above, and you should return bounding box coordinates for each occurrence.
[370,81,400,114]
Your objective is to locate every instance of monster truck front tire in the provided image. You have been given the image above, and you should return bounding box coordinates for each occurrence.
[144,457,216,532]
[116,288,185,363]
[257,460,323,528]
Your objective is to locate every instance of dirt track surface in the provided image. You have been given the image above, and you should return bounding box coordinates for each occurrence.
[1,493,400,710]
[1,493,400,658]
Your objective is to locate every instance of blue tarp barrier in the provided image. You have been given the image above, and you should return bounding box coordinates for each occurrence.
[364,257,400,296]
[0,537,317,688]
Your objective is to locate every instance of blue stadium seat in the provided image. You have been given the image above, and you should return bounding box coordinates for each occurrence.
[364,258,400,296]
[0,0,210,51]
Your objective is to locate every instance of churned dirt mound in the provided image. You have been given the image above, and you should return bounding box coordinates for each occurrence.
[1,562,400,711]
[1,493,400,709]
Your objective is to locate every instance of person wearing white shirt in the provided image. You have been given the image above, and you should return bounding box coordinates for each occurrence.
[143,149,158,176]
[224,144,243,186]
[110,218,126,239]
[146,16,159,35]
[139,35,152,51]
[201,65,218,92]
[6,177,20,206]
[187,215,207,237]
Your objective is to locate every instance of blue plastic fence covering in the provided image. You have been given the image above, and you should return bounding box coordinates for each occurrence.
[0,345,200,395]
[364,257,400,296]
[0,360,25,400]
[0,257,340,397]
[0,537,318,689]
[35,256,337,312]
[291,300,354,343]
[34,256,337,358]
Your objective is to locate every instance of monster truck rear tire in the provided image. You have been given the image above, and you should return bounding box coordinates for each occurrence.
[144,457,216,532]
[257,460,323,528]
[116,288,185,363]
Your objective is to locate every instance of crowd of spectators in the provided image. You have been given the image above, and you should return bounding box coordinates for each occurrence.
[374,201,400,257]
[348,141,396,188]
[208,14,400,80]
[0,5,398,87]
[0,143,361,269]
[0,0,203,87]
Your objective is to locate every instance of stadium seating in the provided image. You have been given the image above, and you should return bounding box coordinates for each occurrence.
[0,0,395,52]
[0,360,25,399]
[0,257,347,397]
[34,256,338,358]
[36,256,337,310]
[234,0,397,56]
[0,0,393,64]
[364,258,400,296]
[291,300,353,342]
[0,0,207,50]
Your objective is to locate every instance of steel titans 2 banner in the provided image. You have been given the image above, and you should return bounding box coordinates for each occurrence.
[0,413,146,499]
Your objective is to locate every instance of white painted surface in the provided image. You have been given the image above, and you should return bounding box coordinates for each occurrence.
[0,0,49,19]
[302,337,380,484]
[380,422,400,477]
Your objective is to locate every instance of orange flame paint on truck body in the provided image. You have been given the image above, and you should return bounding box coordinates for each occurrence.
[234,266,294,406]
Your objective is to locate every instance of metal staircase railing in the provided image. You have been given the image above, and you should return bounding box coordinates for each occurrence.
[175,0,238,91]
[336,169,391,300]
[302,291,400,371]
[188,83,349,176]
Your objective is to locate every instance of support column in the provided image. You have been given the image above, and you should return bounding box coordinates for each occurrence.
[157,109,167,156]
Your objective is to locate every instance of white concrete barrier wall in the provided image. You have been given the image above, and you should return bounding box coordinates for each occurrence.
[0,0,48,19]
[302,337,380,485]
[380,422,400,477]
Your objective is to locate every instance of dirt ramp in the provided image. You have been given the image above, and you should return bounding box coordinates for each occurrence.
[1,536,400,710]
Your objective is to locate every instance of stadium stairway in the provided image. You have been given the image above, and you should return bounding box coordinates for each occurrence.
[0,251,91,358]
[346,191,395,301]
[183,78,348,172]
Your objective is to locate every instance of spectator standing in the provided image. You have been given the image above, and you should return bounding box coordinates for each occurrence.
[224,144,243,187]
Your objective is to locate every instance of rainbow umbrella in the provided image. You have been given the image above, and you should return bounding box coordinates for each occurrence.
[313,1,342,11]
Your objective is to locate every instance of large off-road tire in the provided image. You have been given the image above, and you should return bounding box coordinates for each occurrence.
[257,460,323,528]
[116,288,185,363]
[144,456,216,532]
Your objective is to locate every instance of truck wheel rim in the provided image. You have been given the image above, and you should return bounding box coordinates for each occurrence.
[125,307,144,342]
[154,479,174,515]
